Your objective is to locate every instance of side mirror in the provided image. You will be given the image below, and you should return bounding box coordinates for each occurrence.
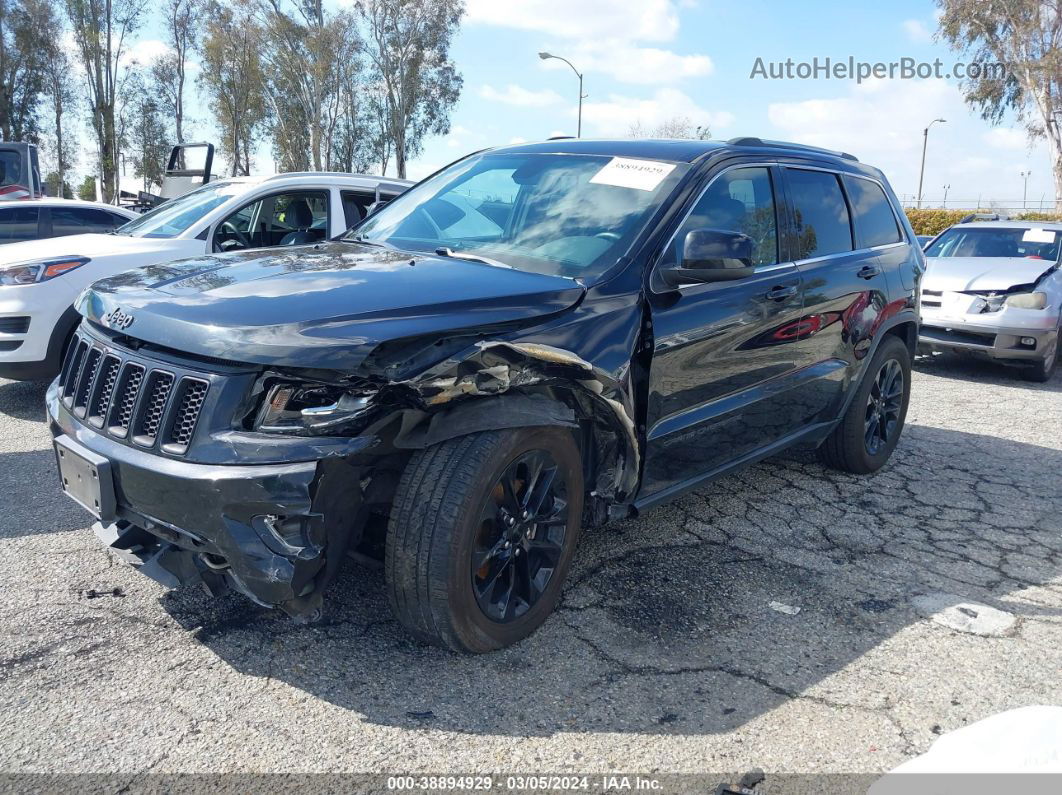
[662,229,755,286]
[218,238,243,252]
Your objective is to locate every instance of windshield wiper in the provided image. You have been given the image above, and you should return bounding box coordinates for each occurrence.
[340,235,394,250]
[434,247,511,269]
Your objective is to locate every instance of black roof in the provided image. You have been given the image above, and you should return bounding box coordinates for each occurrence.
[493,136,860,165]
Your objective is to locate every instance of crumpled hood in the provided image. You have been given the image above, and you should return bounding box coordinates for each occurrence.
[922,256,1056,292]
[79,242,586,370]
[0,232,186,264]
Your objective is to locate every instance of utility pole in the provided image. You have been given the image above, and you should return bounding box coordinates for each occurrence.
[917,118,946,209]
[1019,170,1031,210]
[538,52,585,137]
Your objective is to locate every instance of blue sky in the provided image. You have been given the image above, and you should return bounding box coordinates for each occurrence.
[112,0,1052,209]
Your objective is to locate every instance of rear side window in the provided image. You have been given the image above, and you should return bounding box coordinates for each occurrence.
[786,169,853,260]
[0,206,39,242]
[843,175,901,248]
[341,191,369,229]
[51,206,124,236]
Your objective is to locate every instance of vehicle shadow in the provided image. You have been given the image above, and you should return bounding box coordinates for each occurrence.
[914,351,1062,391]
[159,422,1062,736]
[0,378,49,422]
[0,448,89,539]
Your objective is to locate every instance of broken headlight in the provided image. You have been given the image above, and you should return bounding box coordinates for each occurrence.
[1005,291,1047,310]
[255,382,375,433]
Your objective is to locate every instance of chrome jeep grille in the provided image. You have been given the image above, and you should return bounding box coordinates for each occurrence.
[58,331,211,455]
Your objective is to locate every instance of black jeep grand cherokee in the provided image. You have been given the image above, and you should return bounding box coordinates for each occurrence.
[49,138,921,652]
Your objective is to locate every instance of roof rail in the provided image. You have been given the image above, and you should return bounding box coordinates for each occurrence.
[726,136,858,162]
[548,135,575,141]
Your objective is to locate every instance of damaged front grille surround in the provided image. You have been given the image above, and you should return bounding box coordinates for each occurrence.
[58,331,212,455]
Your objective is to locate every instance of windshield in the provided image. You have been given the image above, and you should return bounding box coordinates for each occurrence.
[925,226,1061,261]
[115,180,245,238]
[346,152,690,280]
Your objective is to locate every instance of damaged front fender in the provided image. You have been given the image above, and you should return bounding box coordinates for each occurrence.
[384,340,641,501]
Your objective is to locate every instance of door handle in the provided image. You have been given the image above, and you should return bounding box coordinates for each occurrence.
[765,284,798,301]
[857,264,881,280]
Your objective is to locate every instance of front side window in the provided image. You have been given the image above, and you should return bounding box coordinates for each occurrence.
[116,181,245,239]
[215,191,329,250]
[0,150,23,188]
[667,166,779,268]
[924,227,1061,261]
[0,207,38,242]
[787,169,854,260]
[843,175,901,248]
[348,153,690,281]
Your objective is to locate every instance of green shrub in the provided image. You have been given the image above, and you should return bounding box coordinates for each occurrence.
[903,209,972,236]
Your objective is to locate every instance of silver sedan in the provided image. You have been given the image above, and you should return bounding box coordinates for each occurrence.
[919,220,1062,382]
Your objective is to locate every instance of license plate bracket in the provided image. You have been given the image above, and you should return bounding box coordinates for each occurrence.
[54,435,116,521]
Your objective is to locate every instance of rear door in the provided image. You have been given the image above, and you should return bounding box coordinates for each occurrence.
[781,166,892,423]
[641,164,809,498]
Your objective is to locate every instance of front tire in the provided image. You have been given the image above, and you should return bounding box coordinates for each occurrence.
[1021,329,1059,383]
[818,335,911,474]
[385,426,583,653]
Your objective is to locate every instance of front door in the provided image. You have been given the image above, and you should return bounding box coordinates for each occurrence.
[641,165,812,499]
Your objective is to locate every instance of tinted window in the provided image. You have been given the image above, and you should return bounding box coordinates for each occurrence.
[787,169,853,260]
[0,207,39,242]
[669,166,778,267]
[51,207,125,236]
[843,175,901,248]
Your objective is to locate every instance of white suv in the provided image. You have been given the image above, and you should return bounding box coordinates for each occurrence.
[0,172,410,380]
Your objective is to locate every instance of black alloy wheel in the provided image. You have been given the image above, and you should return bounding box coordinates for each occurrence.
[471,449,569,623]
[864,358,904,456]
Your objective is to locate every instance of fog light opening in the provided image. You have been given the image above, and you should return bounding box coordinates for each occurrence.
[1020,337,1037,348]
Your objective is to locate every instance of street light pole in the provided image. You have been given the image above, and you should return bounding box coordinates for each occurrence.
[538,52,585,137]
[942,184,950,207]
[917,118,946,209]
[1020,170,1031,209]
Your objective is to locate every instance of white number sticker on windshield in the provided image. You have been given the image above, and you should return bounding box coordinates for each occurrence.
[589,157,676,192]
[1022,228,1057,244]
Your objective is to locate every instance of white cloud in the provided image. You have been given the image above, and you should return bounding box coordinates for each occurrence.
[466,0,683,42]
[983,127,1029,151]
[581,87,733,137]
[509,136,528,144]
[902,19,933,44]
[545,41,712,85]
[766,78,1051,205]
[121,39,172,67]
[480,83,564,107]
[467,0,710,86]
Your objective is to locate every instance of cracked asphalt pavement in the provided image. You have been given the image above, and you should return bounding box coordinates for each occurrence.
[0,352,1060,782]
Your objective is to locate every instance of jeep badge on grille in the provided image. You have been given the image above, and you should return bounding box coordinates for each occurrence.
[103,307,135,330]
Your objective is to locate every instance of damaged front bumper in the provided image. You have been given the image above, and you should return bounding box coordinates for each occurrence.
[48,384,367,618]
[919,319,1057,363]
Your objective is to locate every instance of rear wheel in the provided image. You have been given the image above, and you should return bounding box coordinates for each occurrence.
[818,335,911,474]
[385,426,583,653]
